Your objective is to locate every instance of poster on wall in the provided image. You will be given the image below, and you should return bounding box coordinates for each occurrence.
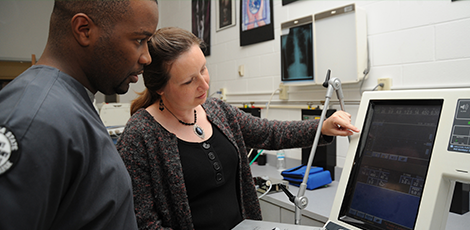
[216,0,236,31]
[192,0,211,56]
[282,0,298,6]
[239,0,274,46]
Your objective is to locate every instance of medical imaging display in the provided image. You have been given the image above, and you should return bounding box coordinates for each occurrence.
[339,100,442,230]
[281,23,313,82]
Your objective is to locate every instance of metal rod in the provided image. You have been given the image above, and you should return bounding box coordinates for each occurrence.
[294,73,347,225]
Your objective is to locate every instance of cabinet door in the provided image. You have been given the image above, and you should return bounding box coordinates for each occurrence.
[280,207,325,227]
[259,200,281,222]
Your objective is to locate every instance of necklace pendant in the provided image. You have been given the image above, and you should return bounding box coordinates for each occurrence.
[193,124,205,139]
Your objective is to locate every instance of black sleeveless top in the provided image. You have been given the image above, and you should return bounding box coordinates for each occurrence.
[178,123,243,230]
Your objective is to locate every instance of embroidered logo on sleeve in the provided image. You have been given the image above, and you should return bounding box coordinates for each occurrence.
[0,126,21,175]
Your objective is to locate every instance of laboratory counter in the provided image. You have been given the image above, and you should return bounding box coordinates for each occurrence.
[250,163,470,229]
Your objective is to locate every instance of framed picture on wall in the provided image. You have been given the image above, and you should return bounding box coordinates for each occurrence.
[216,0,236,31]
[192,0,211,56]
[282,0,298,6]
[239,0,274,46]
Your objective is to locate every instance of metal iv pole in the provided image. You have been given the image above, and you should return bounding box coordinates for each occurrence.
[279,69,346,225]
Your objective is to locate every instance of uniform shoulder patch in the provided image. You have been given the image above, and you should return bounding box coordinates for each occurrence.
[0,126,21,175]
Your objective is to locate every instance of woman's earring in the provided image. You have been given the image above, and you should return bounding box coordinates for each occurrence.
[159,100,164,111]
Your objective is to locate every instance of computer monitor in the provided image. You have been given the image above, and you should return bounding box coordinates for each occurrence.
[325,89,470,230]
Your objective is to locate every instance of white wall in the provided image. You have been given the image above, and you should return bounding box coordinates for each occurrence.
[2,0,470,167]
[0,1,52,61]
[153,0,470,167]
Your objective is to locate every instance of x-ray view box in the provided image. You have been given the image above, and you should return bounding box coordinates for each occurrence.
[314,3,368,85]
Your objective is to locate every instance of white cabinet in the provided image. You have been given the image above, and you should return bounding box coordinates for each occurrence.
[259,198,324,227]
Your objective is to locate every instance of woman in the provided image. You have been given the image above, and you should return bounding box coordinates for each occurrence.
[117,27,359,230]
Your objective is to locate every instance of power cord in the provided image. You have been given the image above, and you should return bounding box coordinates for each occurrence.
[244,88,278,167]
[257,180,273,199]
[209,90,222,97]
[247,148,254,159]
[372,83,385,91]
[249,149,264,165]
[359,40,371,95]
[265,88,281,118]
[251,88,280,165]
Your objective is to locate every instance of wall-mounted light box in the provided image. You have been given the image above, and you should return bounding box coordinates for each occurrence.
[280,3,368,86]
[314,3,368,85]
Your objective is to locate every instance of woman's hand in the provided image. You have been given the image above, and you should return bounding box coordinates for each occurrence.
[321,111,360,136]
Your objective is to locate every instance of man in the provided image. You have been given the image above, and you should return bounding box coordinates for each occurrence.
[0,0,159,229]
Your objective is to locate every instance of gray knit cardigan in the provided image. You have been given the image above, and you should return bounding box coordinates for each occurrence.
[117,97,332,230]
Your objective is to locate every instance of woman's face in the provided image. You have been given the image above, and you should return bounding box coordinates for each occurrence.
[161,44,210,110]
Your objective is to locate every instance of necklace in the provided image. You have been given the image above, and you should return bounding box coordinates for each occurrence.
[161,101,205,139]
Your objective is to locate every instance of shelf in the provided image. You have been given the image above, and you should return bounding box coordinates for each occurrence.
[0,60,32,80]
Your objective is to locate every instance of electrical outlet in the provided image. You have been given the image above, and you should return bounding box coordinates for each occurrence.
[279,84,289,100]
[377,78,391,90]
[220,88,226,101]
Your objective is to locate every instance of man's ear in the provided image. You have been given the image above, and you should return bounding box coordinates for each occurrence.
[71,13,95,47]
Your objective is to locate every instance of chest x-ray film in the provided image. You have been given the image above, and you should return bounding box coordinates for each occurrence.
[281,16,313,82]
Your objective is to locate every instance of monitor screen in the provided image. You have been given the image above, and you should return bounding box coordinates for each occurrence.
[338,99,443,230]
